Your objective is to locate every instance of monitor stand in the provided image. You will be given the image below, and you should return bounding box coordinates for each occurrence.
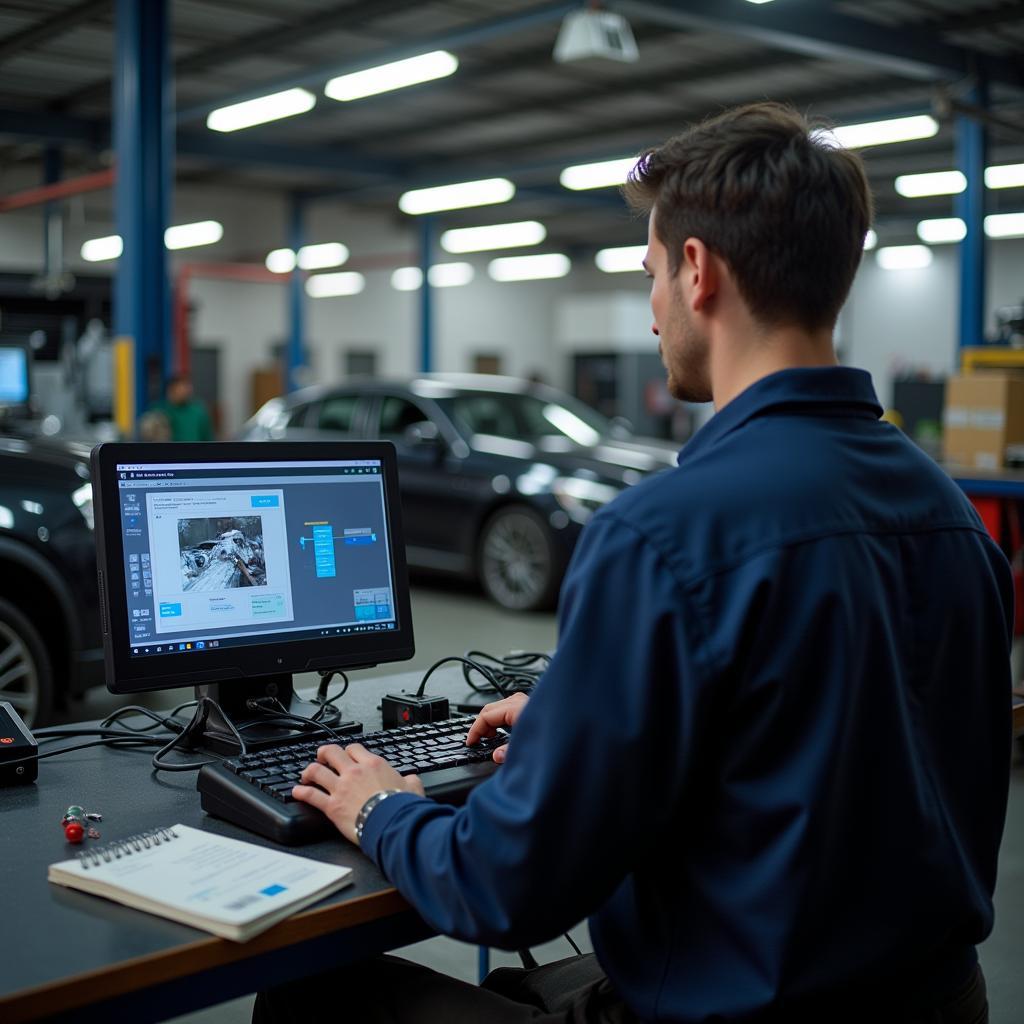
[181,673,361,755]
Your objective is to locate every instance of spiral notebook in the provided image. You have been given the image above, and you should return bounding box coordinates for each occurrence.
[47,824,354,942]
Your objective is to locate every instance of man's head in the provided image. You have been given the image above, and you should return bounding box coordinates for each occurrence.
[625,102,873,401]
[167,374,193,405]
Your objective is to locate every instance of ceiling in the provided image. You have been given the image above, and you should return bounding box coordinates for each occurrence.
[0,0,1023,254]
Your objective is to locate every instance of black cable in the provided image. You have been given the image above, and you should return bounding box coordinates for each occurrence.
[458,650,549,698]
[248,696,347,742]
[415,655,507,699]
[313,670,349,720]
[564,932,583,957]
[150,696,247,773]
[0,734,161,768]
[99,701,197,734]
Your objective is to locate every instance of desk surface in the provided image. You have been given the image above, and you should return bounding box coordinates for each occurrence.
[0,668,481,1023]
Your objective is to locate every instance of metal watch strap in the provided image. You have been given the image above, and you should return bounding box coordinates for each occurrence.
[355,789,404,845]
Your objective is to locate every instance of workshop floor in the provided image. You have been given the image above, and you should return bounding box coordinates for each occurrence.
[67,579,1021,1024]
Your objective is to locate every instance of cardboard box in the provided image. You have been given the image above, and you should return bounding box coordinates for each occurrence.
[943,372,1024,469]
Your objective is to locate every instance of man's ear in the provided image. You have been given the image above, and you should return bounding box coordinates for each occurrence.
[680,237,718,313]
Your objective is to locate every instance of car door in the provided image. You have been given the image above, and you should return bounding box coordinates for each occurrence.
[366,393,474,572]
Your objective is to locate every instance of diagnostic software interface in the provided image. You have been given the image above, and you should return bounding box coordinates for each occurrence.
[115,458,398,657]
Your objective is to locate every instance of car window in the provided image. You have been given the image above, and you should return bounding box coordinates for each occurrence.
[285,403,312,427]
[376,396,431,439]
[448,394,518,436]
[317,395,359,433]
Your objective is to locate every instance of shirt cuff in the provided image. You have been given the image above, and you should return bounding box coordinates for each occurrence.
[358,790,424,861]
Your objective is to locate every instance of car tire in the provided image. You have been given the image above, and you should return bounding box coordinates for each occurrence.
[477,505,560,612]
[0,596,54,727]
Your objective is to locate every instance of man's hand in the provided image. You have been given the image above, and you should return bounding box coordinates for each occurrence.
[292,743,425,844]
[465,692,529,764]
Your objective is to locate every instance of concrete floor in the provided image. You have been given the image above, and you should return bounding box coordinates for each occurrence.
[62,579,1022,1023]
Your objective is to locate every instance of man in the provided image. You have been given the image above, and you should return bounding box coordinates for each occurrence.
[152,373,213,442]
[256,103,1012,1023]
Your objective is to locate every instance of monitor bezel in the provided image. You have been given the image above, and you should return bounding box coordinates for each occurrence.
[91,440,415,695]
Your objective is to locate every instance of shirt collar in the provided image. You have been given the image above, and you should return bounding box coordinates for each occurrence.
[678,366,882,465]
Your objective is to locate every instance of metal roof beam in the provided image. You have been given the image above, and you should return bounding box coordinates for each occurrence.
[0,0,111,65]
[610,0,1024,91]
[55,0,423,110]
[175,0,579,123]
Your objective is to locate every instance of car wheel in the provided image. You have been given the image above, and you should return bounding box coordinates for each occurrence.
[0,597,54,727]
[478,505,559,612]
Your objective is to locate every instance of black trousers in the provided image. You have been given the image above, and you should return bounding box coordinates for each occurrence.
[252,953,988,1024]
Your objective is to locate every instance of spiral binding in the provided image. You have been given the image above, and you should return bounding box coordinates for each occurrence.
[78,826,178,869]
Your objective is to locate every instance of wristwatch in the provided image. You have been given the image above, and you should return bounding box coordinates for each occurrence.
[355,789,404,846]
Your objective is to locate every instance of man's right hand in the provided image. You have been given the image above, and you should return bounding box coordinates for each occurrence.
[465,692,529,764]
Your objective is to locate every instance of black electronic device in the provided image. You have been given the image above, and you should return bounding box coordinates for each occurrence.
[381,691,450,728]
[197,718,504,844]
[0,700,38,784]
[91,442,415,753]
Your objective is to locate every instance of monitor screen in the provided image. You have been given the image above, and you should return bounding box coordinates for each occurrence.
[91,442,415,695]
[0,343,30,407]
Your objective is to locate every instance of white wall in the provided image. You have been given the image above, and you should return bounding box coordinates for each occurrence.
[2,183,1023,432]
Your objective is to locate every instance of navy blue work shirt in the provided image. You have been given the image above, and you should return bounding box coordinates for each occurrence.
[362,367,1013,1022]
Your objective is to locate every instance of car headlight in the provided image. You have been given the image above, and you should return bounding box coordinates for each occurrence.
[72,482,94,530]
[551,477,621,524]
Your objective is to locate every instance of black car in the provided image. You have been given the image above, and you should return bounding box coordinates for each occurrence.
[0,435,104,725]
[240,374,680,611]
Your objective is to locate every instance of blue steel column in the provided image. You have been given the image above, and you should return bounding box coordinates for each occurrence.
[419,215,434,372]
[287,194,307,392]
[955,80,988,356]
[114,0,172,418]
[42,147,62,283]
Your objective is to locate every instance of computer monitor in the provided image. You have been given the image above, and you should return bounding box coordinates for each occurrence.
[91,441,415,750]
[0,339,31,417]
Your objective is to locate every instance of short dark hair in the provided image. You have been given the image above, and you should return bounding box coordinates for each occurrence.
[624,102,873,331]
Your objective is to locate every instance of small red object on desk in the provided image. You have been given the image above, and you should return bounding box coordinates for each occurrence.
[64,821,85,843]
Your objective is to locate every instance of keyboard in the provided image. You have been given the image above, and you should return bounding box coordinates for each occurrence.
[197,718,504,845]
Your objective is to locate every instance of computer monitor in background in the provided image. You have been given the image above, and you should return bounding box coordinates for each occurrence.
[0,339,32,419]
[91,442,415,752]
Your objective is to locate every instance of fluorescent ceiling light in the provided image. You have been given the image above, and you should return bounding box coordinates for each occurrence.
[266,248,296,274]
[830,114,938,149]
[895,170,966,198]
[164,220,223,250]
[297,242,349,270]
[863,229,878,251]
[390,263,475,290]
[917,218,966,244]
[560,156,637,191]
[441,220,546,253]
[81,235,123,262]
[391,267,423,291]
[745,0,776,4]
[985,212,1024,239]
[325,50,458,102]
[305,271,365,298]
[399,178,515,215]
[429,262,474,287]
[488,253,571,282]
[207,87,316,132]
[876,245,933,271]
[595,244,647,273]
[985,163,1024,190]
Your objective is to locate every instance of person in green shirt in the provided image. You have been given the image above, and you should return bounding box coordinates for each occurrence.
[151,373,214,442]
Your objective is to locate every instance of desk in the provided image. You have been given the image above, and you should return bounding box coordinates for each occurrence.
[0,668,482,1023]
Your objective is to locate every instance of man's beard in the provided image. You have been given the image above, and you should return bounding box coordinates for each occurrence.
[663,290,712,403]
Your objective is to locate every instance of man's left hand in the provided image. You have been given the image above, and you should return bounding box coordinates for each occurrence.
[292,743,425,844]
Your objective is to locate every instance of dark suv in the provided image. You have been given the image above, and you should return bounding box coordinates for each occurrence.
[0,435,103,725]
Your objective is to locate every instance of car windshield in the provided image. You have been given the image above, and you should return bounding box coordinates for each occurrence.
[436,391,612,446]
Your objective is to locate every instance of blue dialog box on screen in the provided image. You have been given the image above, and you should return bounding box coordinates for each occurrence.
[313,525,336,578]
[159,603,182,618]
[251,495,279,508]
